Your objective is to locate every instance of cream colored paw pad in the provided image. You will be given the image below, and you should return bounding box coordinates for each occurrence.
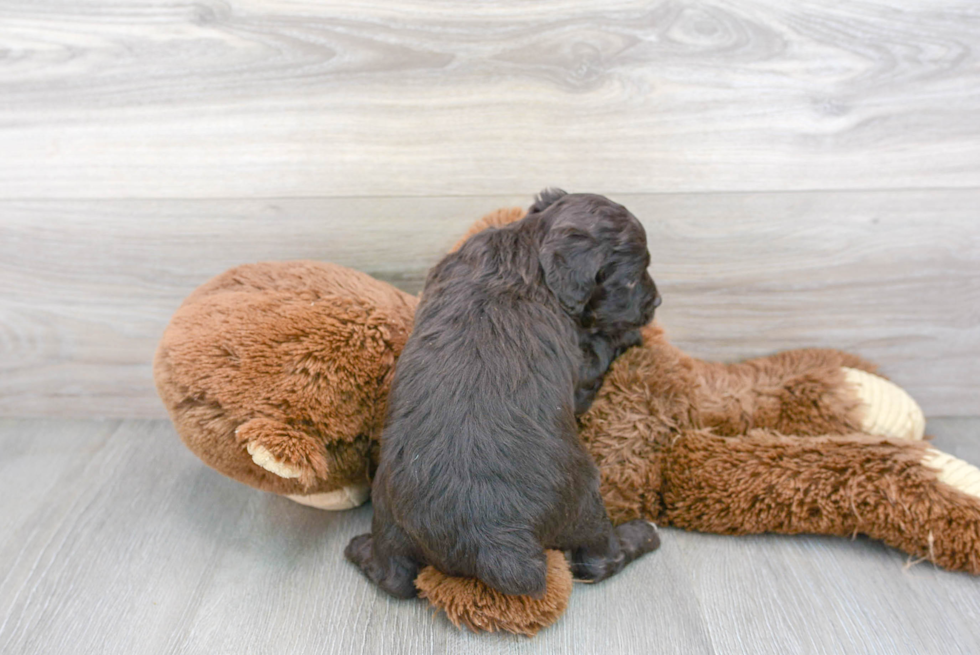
[287,484,371,510]
[246,442,303,479]
[922,449,980,499]
[843,367,926,441]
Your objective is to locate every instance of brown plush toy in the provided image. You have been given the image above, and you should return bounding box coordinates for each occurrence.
[155,207,980,637]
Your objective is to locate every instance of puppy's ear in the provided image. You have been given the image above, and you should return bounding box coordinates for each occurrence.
[528,187,568,214]
[540,227,604,315]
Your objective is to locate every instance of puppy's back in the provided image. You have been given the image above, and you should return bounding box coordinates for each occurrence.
[375,221,589,594]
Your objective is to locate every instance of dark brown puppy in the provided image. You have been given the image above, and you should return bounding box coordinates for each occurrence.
[346,190,661,599]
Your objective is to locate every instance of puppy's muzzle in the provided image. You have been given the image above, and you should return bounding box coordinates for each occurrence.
[639,275,661,323]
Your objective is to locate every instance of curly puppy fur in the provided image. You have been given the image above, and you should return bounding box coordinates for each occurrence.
[346,190,662,599]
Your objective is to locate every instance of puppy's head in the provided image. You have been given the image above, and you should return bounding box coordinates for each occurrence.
[532,189,660,332]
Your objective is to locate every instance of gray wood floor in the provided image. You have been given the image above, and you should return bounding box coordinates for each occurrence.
[2,417,979,655]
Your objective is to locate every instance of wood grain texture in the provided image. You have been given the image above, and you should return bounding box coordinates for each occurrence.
[1,190,977,418]
[1,0,979,198]
[0,418,978,654]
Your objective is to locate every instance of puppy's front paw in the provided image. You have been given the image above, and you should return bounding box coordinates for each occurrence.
[616,520,661,560]
[843,367,925,441]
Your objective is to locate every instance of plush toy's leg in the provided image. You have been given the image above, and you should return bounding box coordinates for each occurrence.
[843,367,926,441]
[921,448,980,498]
[690,346,925,441]
[662,429,980,574]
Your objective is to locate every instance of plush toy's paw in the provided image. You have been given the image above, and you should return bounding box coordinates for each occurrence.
[247,442,303,479]
[286,484,371,510]
[843,367,925,441]
[235,417,371,510]
[922,449,980,499]
[235,417,330,488]
[416,550,573,637]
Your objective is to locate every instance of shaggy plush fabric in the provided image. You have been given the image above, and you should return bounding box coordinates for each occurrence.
[580,322,875,524]
[661,431,980,574]
[155,261,417,497]
[415,549,573,637]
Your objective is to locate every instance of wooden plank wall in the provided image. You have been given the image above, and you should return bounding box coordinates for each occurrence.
[0,1,978,418]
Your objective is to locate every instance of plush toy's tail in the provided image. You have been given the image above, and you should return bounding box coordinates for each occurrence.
[415,550,573,637]
[474,545,549,598]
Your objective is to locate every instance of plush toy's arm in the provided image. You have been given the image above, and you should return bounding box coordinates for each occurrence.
[689,349,925,442]
[661,429,980,574]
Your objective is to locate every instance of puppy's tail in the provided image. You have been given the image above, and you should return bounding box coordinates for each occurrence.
[529,187,568,214]
[475,544,549,598]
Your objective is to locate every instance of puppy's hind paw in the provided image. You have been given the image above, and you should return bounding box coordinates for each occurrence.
[345,533,374,567]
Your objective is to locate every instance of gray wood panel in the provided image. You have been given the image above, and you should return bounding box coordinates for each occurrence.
[1,417,978,654]
[1,190,977,418]
[1,1,979,198]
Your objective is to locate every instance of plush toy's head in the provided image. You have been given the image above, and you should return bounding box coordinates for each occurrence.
[154,260,418,509]
[155,207,527,509]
